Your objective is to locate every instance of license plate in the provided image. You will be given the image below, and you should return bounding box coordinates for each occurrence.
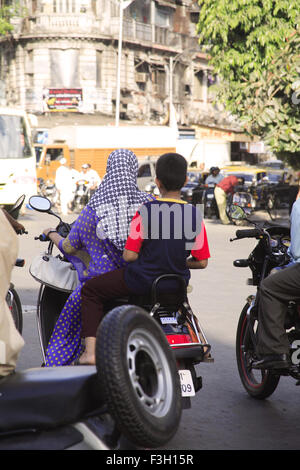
[178,369,195,397]
[160,316,177,325]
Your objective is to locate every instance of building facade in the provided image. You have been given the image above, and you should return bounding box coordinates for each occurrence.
[0,0,239,129]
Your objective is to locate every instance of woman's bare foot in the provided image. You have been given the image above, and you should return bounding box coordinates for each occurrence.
[77,352,95,365]
[77,337,96,365]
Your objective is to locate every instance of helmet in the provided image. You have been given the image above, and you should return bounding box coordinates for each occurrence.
[82,163,89,169]
[210,166,219,173]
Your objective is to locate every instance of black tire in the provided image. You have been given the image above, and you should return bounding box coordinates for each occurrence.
[96,305,182,449]
[266,195,278,221]
[236,303,280,399]
[6,288,23,334]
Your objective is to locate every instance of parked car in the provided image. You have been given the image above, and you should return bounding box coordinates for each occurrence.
[137,156,157,190]
[180,171,205,203]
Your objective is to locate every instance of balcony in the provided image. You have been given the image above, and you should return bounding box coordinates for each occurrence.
[22,13,101,35]
[21,13,199,52]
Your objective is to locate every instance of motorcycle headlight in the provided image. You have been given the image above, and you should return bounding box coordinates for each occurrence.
[270,238,279,248]
[153,187,160,196]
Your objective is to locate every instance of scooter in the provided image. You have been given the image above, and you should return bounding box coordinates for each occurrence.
[72,179,90,213]
[0,196,184,450]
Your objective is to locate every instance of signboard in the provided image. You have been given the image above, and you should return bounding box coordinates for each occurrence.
[44,88,83,112]
[248,142,265,154]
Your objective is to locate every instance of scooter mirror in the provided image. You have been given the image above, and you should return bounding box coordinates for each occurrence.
[228,204,246,220]
[29,195,52,212]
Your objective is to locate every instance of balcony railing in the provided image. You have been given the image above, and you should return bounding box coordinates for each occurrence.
[24,13,101,34]
[22,13,199,52]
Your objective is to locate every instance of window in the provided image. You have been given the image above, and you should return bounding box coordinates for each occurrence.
[50,49,79,87]
[96,50,102,87]
[0,116,32,159]
[138,164,151,177]
[45,148,65,162]
[152,66,166,97]
[155,6,171,27]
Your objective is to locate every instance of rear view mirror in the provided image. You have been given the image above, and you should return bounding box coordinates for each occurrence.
[29,195,51,212]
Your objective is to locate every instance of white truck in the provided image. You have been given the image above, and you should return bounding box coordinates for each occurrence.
[176,139,231,170]
[0,107,37,210]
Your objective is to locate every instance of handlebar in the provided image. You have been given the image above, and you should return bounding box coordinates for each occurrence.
[35,234,49,242]
[15,258,25,267]
[235,229,261,239]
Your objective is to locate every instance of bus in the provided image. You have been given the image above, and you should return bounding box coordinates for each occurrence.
[0,108,37,211]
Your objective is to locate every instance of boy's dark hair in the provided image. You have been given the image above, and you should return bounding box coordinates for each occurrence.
[156,153,187,191]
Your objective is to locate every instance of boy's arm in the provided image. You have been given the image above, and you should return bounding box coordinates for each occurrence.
[186,257,208,269]
[123,249,139,262]
[188,221,210,269]
[123,211,143,262]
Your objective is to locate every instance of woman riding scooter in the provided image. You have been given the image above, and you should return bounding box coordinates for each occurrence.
[42,149,154,366]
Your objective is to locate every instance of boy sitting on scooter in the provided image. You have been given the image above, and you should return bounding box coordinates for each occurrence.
[79,152,211,365]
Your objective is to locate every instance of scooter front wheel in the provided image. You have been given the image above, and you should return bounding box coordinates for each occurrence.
[236,303,280,399]
[96,304,182,448]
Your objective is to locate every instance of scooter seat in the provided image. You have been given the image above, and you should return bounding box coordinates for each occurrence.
[0,366,102,434]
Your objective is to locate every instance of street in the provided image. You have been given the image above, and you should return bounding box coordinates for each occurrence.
[11,207,300,451]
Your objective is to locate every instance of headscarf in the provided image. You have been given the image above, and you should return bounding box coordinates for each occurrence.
[88,149,153,251]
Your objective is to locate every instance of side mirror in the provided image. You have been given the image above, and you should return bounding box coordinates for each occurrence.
[8,194,25,217]
[228,204,246,220]
[29,195,52,212]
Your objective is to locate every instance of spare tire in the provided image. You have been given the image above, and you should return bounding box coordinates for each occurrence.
[96,304,182,448]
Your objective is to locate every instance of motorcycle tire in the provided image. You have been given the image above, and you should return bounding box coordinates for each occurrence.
[6,287,23,334]
[236,303,280,399]
[96,304,182,449]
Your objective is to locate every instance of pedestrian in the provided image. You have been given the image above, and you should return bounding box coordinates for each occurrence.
[55,158,73,215]
[214,174,243,224]
[0,209,25,377]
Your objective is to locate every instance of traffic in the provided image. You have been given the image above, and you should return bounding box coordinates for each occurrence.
[0,108,299,451]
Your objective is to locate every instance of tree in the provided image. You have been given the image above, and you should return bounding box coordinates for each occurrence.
[197,0,300,166]
[0,2,24,36]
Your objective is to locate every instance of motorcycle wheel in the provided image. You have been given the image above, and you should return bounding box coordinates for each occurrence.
[6,287,23,334]
[96,304,182,449]
[236,303,280,399]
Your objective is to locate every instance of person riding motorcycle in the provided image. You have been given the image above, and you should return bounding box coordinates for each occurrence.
[205,167,224,186]
[253,197,300,370]
[79,153,211,365]
[79,163,101,197]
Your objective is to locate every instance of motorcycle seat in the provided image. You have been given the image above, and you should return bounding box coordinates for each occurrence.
[0,366,103,434]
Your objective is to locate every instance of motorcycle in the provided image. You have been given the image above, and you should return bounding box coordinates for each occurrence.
[72,179,90,213]
[5,195,27,334]
[202,184,219,219]
[228,204,300,399]
[38,178,58,206]
[16,195,213,448]
[231,189,255,217]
